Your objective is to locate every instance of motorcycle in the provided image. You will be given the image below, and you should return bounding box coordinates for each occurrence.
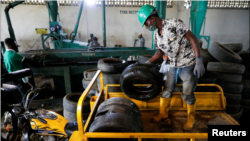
[1,69,80,141]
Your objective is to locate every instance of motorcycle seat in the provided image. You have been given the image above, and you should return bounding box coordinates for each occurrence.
[64,120,86,138]
[1,84,22,104]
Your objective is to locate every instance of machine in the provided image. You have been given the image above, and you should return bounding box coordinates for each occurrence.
[2,0,155,96]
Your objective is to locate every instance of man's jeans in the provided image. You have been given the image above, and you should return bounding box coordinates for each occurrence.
[162,65,197,105]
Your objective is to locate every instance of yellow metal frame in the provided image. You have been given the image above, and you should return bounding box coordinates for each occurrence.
[105,84,226,111]
[72,70,229,141]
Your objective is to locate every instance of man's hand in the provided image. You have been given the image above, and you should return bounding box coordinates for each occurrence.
[194,57,205,78]
[145,60,152,64]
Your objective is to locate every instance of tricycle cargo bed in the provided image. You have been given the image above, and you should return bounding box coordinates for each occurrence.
[140,110,238,141]
[70,70,239,141]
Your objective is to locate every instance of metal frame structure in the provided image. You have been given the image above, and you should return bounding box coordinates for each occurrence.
[70,70,238,141]
[2,0,155,95]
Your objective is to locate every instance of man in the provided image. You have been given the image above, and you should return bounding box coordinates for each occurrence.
[138,33,145,47]
[87,33,94,45]
[137,5,205,130]
[88,36,100,51]
[3,38,31,98]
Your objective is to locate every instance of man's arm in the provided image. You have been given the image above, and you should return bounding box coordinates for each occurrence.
[183,30,200,58]
[148,49,164,63]
[183,30,205,78]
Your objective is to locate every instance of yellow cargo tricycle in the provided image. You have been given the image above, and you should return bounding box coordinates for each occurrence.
[70,70,239,141]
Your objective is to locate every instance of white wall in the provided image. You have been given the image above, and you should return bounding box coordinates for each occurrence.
[1,1,249,52]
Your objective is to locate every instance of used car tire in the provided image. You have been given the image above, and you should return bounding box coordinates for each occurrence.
[96,104,143,131]
[208,42,242,63]
[244,62,250,71]
[195,72,217,92]
[242,79,250,88]
[229,107,243,121]
[83,68,98,81]
[120,65,161,100]
[207,62,245,74]
[138,55,163,64]
[82,78,98,90]
[97,58,129,74]
[222,43,243,52]
[200,49,217,68]
[239,53,250,63]
[122,64,163,81]
[216,73,242,83]
[64,109,89,122]
[63,93,91,113]
[97,73,122,93]
[240,99,250,106]
[224,93,242,104]
[226,103,241,114]
[218,82,243,94]
[242,88,250,99]
[89,113,142,132]
[243,71,250,79]
[97,97,141,117]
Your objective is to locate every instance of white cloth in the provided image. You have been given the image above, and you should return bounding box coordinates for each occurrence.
[159,60,170,80]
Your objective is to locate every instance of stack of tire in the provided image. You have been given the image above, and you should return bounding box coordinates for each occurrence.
[63,93,91,122]
[82,68,99,96]
[238,51,250,126]
[89,97,143,140]
[97,58,129,94]
[207,42,245,122]
[120,64,162,100]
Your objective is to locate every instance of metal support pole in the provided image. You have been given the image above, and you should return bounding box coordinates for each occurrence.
[152,0,161,50]
[102,0,106,47]
[64,67,72,94]
[161,0,167,19]
[4,0,25,52]
[71,1,84,43]
[1,41,6,54]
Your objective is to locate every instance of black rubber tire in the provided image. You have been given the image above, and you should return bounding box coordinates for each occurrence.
[198,39,203,48]
[239,53,250,63]
[239,105,250,126]
[216,73,242,83]
[200,49,217,68]
[195,72,217,92]
[97,58,129,74]
[122,64,163,81]
[244,62,250,71]
[63,109,90,122]
[240,99,250,106]
[63,93,91,113]
[137,55,163,64]
[226,103,241,114]
[218,82,243,94]
[224,93,242,104]
[96,104,143,131]
[242,79,250,88]
[97,97,141,117]
[229,107,243,121]
[222,43,243,52]
[208,42,242,63]
[120,65,161,100]
[89,113,142,132]
[243,71,250,79]
[82,78,98,90]
[198,71,217,84]
[97,73,122,93]
[207,62,245,74]
[138,55,152,64]
[83,68,98,81]
[242,88,250,99]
